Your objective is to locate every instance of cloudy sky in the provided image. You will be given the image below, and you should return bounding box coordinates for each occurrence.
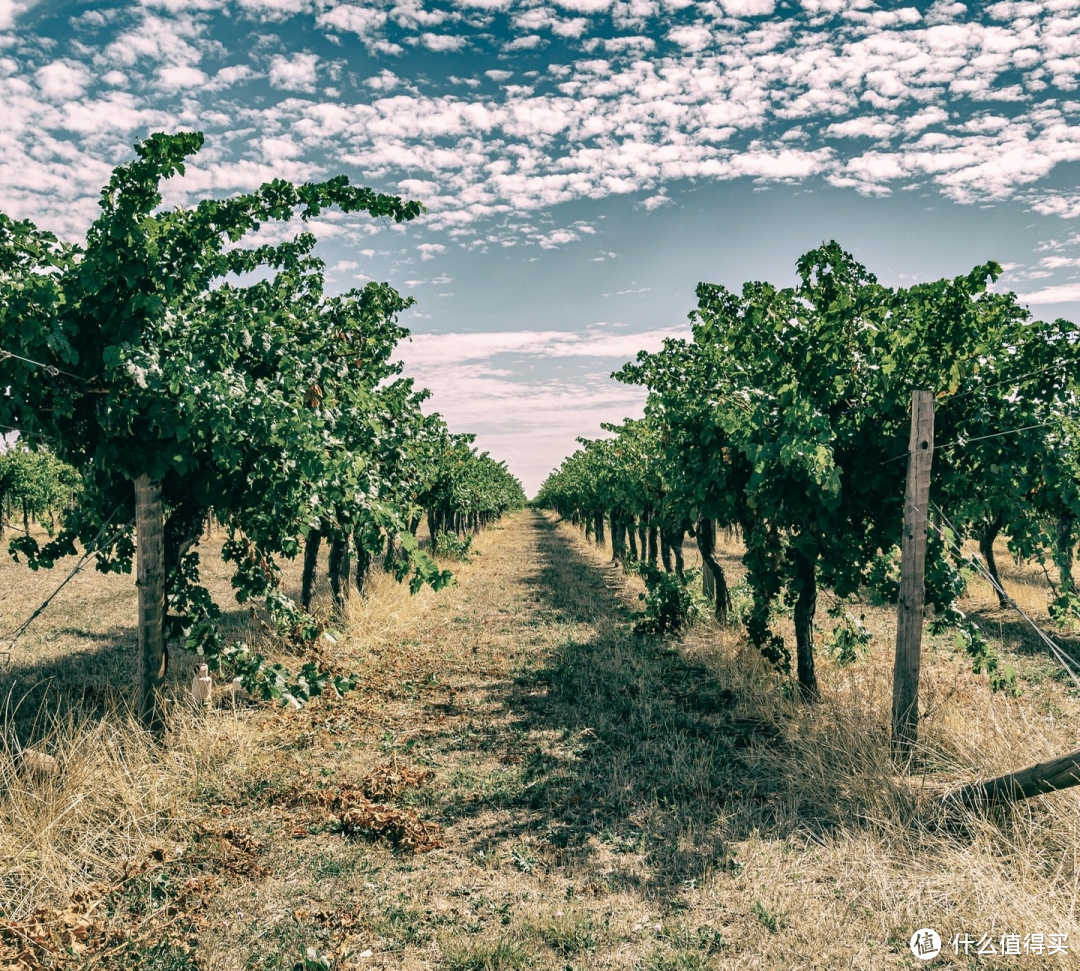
[4,0,1080,493]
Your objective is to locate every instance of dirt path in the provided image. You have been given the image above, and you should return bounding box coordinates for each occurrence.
[183,510,888,970]
[195,509,775,970]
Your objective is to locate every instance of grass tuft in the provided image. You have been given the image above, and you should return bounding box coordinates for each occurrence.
[440,937,530,971]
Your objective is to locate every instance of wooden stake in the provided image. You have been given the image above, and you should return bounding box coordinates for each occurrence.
[135,474,166,736]
[892,390,934,760]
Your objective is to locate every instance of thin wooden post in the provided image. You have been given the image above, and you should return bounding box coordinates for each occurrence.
[135,474,166,736]
[892,390,934,760]
[950,747,1080,807]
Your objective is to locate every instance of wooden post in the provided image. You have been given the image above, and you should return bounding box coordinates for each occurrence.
[950,747,1080,807]
[135,474,166,736]
[892,390,934,760]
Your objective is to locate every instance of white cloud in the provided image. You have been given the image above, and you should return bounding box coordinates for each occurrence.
[902,105,949,133]
[72,8,113,29]
[366,69,401,90]
[826,116,898,139]
[399,325,687,368]
[394,324,694,494]
[260,133,304,161]
[554,0,614,12]
[34,61,91,101]
[1036,233,1080,252]
[409,365,647,496]
[421,33,467,52]
[157,64,210,89]
[372,39,405,54]
[102,12,208,70]
[0,0,35,31]
[506,34,545,50]
[237,0,312,21]
[535,227,579,248]
[417,242,446,259]
[6,0,1080,244]
[139,0,223,11]
[1031,194,1080,219]
[733,147,835,179]
[600,33,655,52]
[268,51,319,91]
[553,17,591,38]
[844,151,906,182]
[398,178,441,198]
[392,0,455,29]
[721,0,775,15]
[316,3,387,43]
[1016,283,1080,304]
[925,1,967,25]
[667,24,713,51]
[208,64,254,89]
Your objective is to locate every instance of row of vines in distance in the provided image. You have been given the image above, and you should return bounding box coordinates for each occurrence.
[536,242,1080,698]
[0,448,79,536]
[0,132,525,730]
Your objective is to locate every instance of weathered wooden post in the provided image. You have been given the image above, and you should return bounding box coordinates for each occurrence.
[892,391,934,761]
[135,474,166,736]
[951,747,1080,807]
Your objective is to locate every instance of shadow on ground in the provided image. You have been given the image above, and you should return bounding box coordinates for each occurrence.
[421,511,786,896]
[964,604,1080,676]
[2,634,137,745]
[0,604,259,746]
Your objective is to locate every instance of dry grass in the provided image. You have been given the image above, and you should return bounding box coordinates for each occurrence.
[1,512,1079,969]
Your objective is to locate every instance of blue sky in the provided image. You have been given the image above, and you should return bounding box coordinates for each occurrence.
[3,0,1080,494]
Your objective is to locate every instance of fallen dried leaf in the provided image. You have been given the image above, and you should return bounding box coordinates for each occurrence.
[339,794,443,852]
[361,765,434,801]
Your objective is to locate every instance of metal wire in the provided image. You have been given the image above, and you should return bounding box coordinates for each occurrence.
[941,360,1076,401]
[0,509,134,652]
[0,422,60,444]
[881,419,1055,465]
[933,421,1055,454]
[0,348,84,381]
[926,500,1080,690]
